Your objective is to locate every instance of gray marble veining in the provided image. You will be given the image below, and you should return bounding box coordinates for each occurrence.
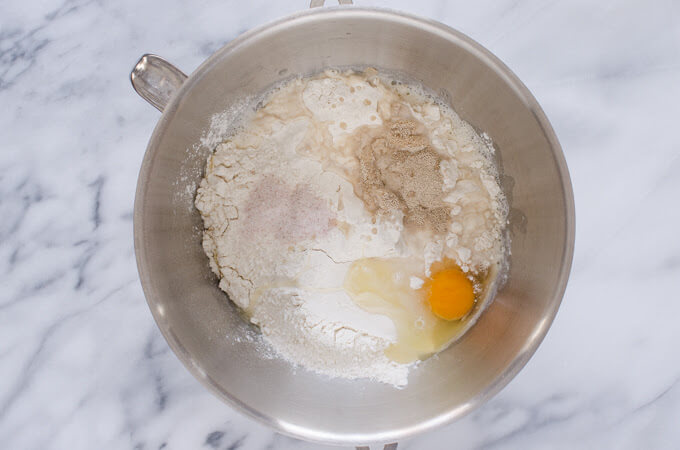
[1,0,679,448]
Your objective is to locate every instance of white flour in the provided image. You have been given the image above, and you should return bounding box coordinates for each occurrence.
[195,70,507,386]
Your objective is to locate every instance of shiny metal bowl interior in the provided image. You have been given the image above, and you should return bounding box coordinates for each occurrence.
[133,7,575,446]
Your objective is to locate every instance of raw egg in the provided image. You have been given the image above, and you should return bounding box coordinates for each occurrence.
[344,257,488,364]
[426,268,475,320]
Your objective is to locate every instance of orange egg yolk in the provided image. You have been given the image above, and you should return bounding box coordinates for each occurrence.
[426,268,475,320]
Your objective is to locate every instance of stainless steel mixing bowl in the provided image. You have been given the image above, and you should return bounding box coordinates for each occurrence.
[131,3,574,446]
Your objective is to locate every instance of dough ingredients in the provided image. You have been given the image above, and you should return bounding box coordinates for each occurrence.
[195,69,508,386]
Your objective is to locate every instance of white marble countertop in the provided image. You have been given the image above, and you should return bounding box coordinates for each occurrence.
[2,0,679,448]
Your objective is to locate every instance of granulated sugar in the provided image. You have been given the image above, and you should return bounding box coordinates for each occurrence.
[243,176,334,241]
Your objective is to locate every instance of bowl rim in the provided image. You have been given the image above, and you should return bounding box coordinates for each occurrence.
[133,5,575,446]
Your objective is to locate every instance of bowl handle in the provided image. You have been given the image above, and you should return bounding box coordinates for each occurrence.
[130,54,187,112]
[310,0,353,7]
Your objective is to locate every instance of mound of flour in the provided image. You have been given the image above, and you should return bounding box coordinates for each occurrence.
[195,70,507,386]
